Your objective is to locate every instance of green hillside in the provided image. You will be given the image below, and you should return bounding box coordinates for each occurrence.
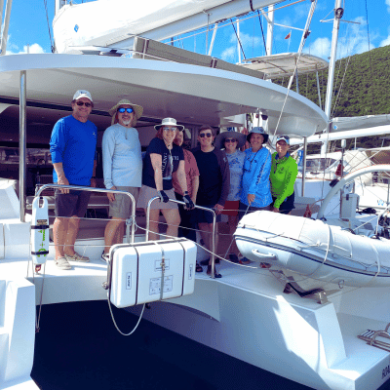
[273,45,390,151]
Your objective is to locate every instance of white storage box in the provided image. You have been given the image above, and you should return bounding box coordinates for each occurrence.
[109,239,197,308]
[341,193,359,220]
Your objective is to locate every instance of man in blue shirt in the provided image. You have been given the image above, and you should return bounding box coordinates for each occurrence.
[50,90,97,270]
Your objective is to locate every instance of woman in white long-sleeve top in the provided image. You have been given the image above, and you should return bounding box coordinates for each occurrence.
[101,99,143,261]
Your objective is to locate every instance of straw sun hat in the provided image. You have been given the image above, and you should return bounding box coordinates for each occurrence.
[109,99,143,119]
[214,131,247,150]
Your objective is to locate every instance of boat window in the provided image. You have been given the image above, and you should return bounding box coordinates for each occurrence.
[306,158,337,172]
[0,146,52,165]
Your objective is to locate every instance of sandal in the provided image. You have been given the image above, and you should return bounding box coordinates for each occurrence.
[207,265,222,278]
[196,262,203,273]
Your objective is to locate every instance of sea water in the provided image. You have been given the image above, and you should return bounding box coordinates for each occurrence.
[31,301,390,390]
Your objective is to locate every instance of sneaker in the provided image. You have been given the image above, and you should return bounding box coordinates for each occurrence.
[101,252,109,263]
[239,257,251,265]
[65,251,90,262]
[55,257,72,270]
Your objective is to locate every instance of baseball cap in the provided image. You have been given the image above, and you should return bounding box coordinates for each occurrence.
[276,136,290,145]
[73,90,93,102]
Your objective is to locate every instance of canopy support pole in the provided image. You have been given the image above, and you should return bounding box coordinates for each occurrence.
[19,71,27,222]
[301,137,307,197]
[208,23,218,56]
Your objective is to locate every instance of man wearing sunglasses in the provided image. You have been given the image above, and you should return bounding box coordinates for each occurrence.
[50,90,97,270]
[101,99,143,262]
[192,125,230,278]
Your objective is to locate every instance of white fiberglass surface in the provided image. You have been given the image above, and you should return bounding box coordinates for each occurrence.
[0,54,327,137]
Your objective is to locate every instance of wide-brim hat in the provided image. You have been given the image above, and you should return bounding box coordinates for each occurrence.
[154,117,184,131]
[247,127,269,144]
[215,131,247,150]
[109,99,143,119]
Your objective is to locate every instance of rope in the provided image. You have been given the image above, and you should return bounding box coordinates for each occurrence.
[107,297,146,337]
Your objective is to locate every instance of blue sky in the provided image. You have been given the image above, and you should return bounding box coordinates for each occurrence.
[4,0,390,62]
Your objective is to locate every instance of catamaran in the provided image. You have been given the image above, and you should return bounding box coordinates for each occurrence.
[1,1,390,390]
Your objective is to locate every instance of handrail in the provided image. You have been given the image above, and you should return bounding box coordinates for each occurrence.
[145,197,218,279]
[317,164,390,220]
[35,184,137,244]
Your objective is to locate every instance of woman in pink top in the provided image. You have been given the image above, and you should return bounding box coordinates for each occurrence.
[173,129,200,244]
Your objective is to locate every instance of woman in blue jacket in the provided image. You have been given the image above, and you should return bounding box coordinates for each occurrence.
[239,127,272,218]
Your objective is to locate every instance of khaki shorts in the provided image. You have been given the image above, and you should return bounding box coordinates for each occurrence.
[109,186,139,219]
[137,185,178,210]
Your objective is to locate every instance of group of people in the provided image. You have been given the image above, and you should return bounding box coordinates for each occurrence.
[49,90,298,275]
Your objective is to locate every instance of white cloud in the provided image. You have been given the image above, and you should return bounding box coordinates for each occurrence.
[304,16,376,60]
[386,0,390,12]
[23,43,45,54]
[6,42,45,55]
[304,37,331,59]
[380,31,390,47]
[221,46,236,61]
[229,31,261,47]
[221,32,261,61]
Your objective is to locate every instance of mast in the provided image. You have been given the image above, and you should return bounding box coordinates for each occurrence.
[0,0,13,56]
[55,0,66,15]
[321,0,343,155]
[266,5,274,56]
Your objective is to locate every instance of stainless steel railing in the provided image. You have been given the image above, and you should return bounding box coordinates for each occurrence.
[145,197,218,278]
[35,184,137,244]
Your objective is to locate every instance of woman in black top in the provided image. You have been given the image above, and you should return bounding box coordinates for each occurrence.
[138,118,194,241]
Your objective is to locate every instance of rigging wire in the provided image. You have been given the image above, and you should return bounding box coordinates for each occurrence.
[364,0,374,114]
[43,0,55,53]
[230,18,246,61]
[271,0,318,139]
[257,10,267,55]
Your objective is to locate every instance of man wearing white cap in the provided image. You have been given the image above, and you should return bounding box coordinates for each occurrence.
[50,90,97,270]
[101,99,143,261]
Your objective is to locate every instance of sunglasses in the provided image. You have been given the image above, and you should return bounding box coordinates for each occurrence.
[76,101,92,107]
[199,132,212,138]
[163,127,177,132]
[118,107,134,114]
[225,138,237,143]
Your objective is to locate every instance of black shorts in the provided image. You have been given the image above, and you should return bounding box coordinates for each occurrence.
[54,190,91,218]
[196,204,221,224]
[272,192,295,214]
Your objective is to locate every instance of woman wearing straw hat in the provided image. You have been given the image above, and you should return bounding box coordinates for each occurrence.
[214,130,246,263]
[101,99,144,261]
[138,118,194,241]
